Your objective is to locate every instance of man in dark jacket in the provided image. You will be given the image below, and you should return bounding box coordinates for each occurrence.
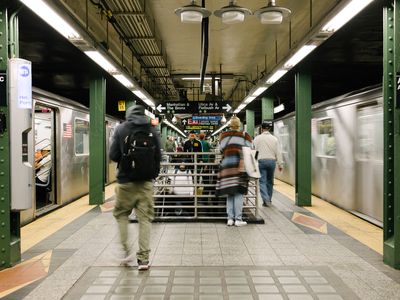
[109,104,161,270]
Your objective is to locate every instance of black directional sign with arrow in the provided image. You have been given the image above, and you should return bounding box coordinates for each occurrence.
[163,101,232,114]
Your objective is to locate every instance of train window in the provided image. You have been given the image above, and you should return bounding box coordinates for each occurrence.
[74,118,89,155]
[356,106,383,160]
[277,125,289,153]
[316,118,336,157]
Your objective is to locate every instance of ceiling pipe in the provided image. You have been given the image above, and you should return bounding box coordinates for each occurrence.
[199,0,209,94]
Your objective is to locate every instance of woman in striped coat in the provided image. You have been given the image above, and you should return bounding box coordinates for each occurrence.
[216,116,253,227]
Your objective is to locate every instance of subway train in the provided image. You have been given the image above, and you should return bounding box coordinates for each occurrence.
[20,88,120,225]
[273,86,383,226]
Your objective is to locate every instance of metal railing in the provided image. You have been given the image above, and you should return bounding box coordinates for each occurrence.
[153,151,260,221]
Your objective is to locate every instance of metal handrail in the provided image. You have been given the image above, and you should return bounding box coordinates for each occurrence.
[153,151,260,220]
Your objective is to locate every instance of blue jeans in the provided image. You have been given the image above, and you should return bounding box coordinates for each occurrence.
[226,193,244,221]
[258,159,276,204]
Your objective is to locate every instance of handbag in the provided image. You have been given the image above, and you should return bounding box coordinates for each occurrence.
[242,133,261,179]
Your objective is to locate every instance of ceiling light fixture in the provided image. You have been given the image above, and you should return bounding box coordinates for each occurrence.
[214,1,252,24]
[20,0,81,40]
[175,0,211,24]
[266,69,288,84]
[274,104,285,114]
[254,0,291,25]
[321,0,374,33]
[284,45,317,69]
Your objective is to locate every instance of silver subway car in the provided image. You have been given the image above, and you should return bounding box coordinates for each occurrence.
[274,86,383,226]
[20,88,119,225]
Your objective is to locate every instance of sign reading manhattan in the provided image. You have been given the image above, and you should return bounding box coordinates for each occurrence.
[161,101,232,114]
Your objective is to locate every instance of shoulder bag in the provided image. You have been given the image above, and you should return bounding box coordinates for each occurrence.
[242,132,261,179]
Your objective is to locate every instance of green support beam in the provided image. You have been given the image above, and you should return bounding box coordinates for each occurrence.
[261,96,274,121]
[246,109,255,138]
[161,125,167,150]
[383,0,400,269]
[295,71,312,206]
[89,77,106,205]
[0,6,12,270]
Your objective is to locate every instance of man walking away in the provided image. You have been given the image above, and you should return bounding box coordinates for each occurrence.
[253,121,283,207]
[109,104,161,270]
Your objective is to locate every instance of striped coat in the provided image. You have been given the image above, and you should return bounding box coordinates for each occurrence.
[216,130,253,196]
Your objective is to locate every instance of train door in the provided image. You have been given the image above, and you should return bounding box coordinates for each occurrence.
[355,103,383,226]
[34,104,56,212]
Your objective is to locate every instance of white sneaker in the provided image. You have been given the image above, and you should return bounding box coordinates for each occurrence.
[235,220,247,227]
[227,219,234,226]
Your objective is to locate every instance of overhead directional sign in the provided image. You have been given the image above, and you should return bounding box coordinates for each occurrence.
[156,104,166,113]
[164,101,232,114]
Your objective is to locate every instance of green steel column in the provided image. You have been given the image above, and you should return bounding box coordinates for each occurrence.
[295,72,312,206]
[161,125,167,150]
[89,77,106,205]
[0,6,12,270]
[246,109,255,138]
[383,0,400,268]
[261,96,274,121]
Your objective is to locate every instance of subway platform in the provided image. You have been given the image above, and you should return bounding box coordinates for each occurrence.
[1,181,399,300]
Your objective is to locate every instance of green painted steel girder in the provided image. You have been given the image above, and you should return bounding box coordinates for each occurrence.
[295,72,312,207]
[161,125,168,150]
[0,4,21,270]
[261,97,274,121]
[89,77,106,205]
[246,109,255,138]
[383,0,400,269]
[0,6,12,271]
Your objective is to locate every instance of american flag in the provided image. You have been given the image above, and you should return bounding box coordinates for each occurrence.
[63,123,72,138]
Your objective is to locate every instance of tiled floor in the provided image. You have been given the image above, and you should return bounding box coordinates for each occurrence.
[2,182,400,300]
[64,266,357,300]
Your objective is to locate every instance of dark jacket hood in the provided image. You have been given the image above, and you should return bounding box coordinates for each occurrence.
[126,105,149,126]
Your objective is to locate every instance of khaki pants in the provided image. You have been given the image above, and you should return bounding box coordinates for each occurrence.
[113,181,154,262]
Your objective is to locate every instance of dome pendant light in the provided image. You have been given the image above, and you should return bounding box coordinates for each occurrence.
[254,0,291,25]
[175,0,211,24]
[214,0,252,24]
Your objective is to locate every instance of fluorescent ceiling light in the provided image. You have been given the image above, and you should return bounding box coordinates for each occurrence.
[252,87,267,97]
[284,45,317,68]
[113,74,134,89]
[212,123,229,136]
[266,69,288,84]
[84,51,118,73]
[244,96,256,104]
[274,104,285,114]
[182,77,219,80]
[20,0,81,40]
[133,90,147,100]
[145,109,155,119]
[164,120,186,137]
[321,0,374,32]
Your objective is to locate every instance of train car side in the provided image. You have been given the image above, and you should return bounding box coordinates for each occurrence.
[274,87,383,226]
[20,88,119,225]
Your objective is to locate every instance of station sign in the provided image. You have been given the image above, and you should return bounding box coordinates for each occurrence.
[181,117,219,127]
[160,101,232,114]
[192,115,222,122]
[184,125,215,131]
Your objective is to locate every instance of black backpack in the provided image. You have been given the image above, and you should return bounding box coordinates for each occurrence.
[120,127,157,181]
